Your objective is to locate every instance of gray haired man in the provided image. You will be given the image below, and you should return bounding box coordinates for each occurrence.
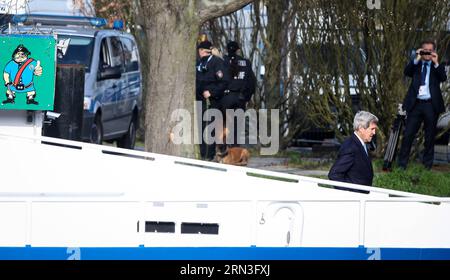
[328,111,379,191]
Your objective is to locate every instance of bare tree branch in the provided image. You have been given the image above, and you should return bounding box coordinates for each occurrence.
[198,0,253,23]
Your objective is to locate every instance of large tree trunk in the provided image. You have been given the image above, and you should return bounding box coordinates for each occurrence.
[141,0,253,157]
[142,2,199,157]
[262,0,285,110]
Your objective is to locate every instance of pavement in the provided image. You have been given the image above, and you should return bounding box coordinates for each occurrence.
[247,156,329,177]
[134,145,330,176]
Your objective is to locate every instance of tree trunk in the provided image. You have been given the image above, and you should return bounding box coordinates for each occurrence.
[263,0,285,110]
[141,0,253,157]
[142,2,199,157]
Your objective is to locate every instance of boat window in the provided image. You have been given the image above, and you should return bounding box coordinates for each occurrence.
[145,221,175,233]
[181,223,219,235]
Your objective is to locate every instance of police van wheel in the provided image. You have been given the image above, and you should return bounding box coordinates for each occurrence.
[90,115,103,145]
[117,117,136,149]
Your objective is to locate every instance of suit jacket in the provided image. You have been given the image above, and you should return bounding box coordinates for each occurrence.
[328,133,374,186]
[402,60,447,114]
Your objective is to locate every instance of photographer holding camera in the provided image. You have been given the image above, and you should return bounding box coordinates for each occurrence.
[398,39,447,170]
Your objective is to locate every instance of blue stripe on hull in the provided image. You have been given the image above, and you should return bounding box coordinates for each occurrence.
[1,247,450,260]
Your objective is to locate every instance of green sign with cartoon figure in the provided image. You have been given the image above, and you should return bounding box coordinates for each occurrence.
[0,35,56,110]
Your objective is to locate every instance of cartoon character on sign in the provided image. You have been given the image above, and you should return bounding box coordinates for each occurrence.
[2,44,43,105]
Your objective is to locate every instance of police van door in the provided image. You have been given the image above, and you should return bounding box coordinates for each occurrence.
[97,37,118,137]
[109,36,129,134]
[120,37,140,127]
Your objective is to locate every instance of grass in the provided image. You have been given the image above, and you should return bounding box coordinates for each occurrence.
[135,139,145,149]
[373,162,450,197]
[290,156,450,197]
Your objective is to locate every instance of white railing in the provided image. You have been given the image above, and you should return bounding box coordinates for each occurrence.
[1,132,450,203]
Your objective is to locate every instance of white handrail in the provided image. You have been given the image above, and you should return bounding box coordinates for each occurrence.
[1,132,448,202]
[0,192,125,197]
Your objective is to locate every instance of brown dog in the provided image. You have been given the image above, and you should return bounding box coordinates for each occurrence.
[214,127,250,166]
[215,146,250,166]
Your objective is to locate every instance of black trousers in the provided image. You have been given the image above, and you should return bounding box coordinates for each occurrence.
[398,100,438,168]
[199,99,218,160]
[220,93,246,147]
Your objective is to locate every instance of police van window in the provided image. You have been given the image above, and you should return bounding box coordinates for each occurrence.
[57,35,94,72]
[109,37,125,70]
[121,37,139,72]
[99,38,111,69]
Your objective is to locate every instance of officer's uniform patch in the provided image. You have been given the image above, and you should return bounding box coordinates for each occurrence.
[216,70,223,79]
[238,60,247,67]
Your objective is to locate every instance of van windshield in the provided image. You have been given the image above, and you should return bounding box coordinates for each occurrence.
[57,35,94,72]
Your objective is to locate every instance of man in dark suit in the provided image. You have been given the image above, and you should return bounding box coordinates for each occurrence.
[328,111,378,189]
[398,39,447,170]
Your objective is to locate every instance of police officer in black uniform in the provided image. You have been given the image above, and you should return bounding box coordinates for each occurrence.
[196,40,229,160]
[222,41,256,146]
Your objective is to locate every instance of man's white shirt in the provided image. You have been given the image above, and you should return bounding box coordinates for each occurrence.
[354,132,368,156]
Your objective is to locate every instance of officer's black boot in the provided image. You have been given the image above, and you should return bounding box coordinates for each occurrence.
[26,95,39,105]
[2,93,15,104]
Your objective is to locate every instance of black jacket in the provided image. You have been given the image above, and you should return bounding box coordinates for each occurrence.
[402,60,447,114]
[196,55,229,104]
[223,54,256,102]
[328,133,374,186]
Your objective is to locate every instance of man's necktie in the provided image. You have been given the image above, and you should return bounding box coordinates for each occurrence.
[420,62,428,86]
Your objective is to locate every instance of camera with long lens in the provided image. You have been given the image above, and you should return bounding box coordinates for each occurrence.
[419,50,432,56]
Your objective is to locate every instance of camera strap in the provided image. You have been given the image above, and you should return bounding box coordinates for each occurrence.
[197,55,213,72]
